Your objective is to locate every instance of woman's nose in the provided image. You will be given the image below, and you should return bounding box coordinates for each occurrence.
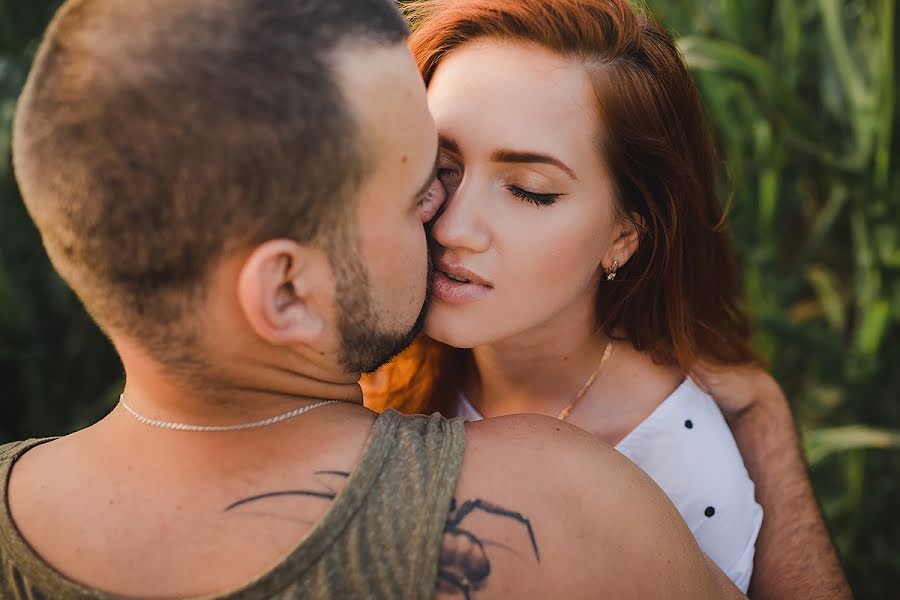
[430,178,491,253]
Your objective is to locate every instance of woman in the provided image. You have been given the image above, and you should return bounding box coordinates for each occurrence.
[366,0,763,591]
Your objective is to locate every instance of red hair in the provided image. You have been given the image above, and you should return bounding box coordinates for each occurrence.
[365,0,757,415]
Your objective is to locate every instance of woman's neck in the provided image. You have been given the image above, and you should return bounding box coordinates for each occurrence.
[466,301,612,419]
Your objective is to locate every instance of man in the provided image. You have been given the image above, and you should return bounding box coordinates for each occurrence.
[0,0,841,598]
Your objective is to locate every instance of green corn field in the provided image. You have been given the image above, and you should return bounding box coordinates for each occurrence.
[1,0,898,596]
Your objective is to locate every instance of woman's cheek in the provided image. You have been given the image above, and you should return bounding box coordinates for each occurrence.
[509,224,600,310]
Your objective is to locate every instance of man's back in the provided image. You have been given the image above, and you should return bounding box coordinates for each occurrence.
[2,407,456,598]
[2,405,741,599]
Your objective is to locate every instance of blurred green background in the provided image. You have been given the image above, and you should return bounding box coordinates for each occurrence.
[1,0,898,597]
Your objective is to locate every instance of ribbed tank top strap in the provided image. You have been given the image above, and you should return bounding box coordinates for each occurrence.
[337,409,466,599]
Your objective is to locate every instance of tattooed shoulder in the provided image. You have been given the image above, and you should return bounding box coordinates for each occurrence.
[224,471,350,516]
[225,472,540,599]
[437,498,540,599]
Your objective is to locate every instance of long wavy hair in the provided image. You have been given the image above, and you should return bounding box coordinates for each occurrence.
[365,0,758,415]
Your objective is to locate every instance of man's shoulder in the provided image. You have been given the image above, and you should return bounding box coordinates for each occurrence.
[0,438,56,477]
[0,438,64,595]
[457,413,651,538]
[448,414,743,598]
[0,438,43,457]
[461,413,633,481]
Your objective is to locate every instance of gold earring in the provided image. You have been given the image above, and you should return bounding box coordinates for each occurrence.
[605,260,619,281]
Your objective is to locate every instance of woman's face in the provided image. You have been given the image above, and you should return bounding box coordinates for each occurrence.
[424,40,627,348]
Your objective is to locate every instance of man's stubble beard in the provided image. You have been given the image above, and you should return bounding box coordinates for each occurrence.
[334,248,433,374]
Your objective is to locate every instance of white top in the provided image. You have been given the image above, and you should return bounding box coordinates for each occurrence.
[454,377,763,593]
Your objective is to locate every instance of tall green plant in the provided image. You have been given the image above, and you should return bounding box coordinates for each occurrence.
[649,0,900,595]
[0,0,122,442]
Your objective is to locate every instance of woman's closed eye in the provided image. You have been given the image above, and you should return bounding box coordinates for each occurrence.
[506,185,563,207]
[435,157,563,207]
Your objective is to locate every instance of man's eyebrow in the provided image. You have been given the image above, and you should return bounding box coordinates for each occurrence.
[491,149,578,180]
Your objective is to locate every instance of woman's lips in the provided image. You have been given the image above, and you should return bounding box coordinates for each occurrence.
[432,270,492,304]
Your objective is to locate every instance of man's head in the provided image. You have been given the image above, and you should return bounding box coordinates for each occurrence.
[13,0,440,384]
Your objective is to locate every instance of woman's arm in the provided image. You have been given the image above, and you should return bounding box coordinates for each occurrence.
[695,367,853,599]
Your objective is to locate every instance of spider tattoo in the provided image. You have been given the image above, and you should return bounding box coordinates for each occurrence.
[437,498,540,600]
[226,471,541,599]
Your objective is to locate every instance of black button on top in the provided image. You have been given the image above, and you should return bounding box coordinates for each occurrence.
[705,506,716,518]
[685,419,693,429]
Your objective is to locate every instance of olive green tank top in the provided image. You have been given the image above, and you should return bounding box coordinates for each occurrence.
[0,410,466,599]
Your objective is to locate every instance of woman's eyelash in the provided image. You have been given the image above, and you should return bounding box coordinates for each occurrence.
[434,169,561,207]
[506,185,561,206]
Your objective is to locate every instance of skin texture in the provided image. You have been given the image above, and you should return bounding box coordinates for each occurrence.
[423,39,851,599]
[6,40,744,600]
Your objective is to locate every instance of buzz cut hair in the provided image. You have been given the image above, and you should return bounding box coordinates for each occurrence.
[13,0,409,364]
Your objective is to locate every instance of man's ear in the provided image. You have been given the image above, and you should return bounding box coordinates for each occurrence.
[602,212,642,271]
[237,239,328,345]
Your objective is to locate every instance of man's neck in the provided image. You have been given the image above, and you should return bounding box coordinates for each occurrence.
[6,341,378,599]
[113,334,364,429]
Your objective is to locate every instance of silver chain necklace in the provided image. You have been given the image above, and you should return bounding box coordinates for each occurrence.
[118,394,345,432]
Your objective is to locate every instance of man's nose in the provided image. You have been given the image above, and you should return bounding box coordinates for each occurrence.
[418,179,446,224]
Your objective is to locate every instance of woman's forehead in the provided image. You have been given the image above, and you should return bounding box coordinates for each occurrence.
[427,41,598,162]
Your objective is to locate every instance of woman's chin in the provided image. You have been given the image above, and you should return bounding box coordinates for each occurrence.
[424,309,481,349]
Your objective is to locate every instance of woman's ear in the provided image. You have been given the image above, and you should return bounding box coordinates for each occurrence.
[236,239,327,345]
[603,212,642,271]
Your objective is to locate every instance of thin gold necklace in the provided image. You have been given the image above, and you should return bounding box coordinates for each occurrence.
[118,394,346,432]
[557,340,614,421]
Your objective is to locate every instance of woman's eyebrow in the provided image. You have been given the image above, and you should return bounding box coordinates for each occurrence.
[491,149,578,180]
